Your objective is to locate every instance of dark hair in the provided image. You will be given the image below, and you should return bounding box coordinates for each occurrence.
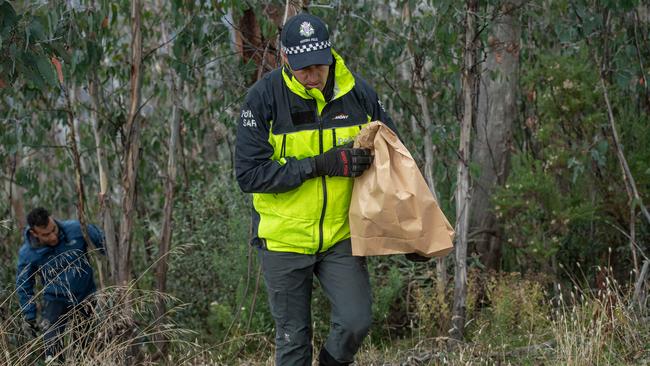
[27,207,50,228]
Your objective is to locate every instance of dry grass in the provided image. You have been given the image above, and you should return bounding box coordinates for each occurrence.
[349,269,649,366]
[0,245,200,365]
[1,258,647,365]
[550,266,650,365]
[1,285,198,365]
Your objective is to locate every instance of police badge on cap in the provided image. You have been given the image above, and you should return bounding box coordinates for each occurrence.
[281,14,333,70]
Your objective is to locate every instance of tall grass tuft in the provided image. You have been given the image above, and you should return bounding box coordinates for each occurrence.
[550,266,649,365]
[1,285,197,365]
[0,244,200,365]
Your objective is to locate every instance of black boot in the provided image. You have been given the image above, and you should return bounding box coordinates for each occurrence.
[318,348,353,366]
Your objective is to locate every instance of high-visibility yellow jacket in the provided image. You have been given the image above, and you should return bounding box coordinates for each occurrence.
[235,50,397,254]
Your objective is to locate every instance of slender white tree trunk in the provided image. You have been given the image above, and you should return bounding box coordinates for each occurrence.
[155,0,183,329]
[90,73,119,284]
[451,0,478,341]
[402,1,448,293]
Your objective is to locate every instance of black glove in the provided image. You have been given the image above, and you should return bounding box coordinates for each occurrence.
[313,143,373,177]
[21,318,38,338]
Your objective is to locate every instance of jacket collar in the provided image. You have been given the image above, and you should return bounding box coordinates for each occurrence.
[282,49,355,104]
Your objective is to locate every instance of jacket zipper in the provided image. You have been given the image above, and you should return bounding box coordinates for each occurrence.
[332,128,337,147]
[317,113,327,254]
[280,134,287,158]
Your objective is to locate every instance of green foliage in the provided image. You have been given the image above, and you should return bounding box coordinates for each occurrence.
[206,301,234,333]
[165,174,270,342]
[493,154,600,271]
[495,4,650,276]
[0,1,70,90]
[1,0,649,363]
[372,264,405,327]
[469,272,551,348]
[411,277,451,337]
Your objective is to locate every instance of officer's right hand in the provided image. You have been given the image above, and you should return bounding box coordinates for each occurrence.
[313,143,373,177]
[21,317,38,338]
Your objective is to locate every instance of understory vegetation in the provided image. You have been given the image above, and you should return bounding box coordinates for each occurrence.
[2,177,649,364]
[1,0,649,364]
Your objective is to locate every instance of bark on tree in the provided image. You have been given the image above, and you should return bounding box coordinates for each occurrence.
[154,9,184,338]
[469,1,522,270]
[233,6,284,83]
[228,1,304,82]
[90,72,119,284]
[153,79,181,353]
[61,80,96,286]
[633,260,649,309]
[8,146,26,231]
[118,0,143,286]
[451,0,479,341]
[403,2,448,296]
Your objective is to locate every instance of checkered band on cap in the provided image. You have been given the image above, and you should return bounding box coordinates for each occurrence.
[282,40,331,55]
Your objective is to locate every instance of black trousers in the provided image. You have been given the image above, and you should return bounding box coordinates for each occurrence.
[41,298,94,359]
[258,238,372,366]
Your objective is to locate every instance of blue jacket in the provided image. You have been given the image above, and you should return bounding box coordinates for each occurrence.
[16,220,105,320]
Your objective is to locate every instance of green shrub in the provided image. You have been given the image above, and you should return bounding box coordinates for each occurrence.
[469,272,551,349]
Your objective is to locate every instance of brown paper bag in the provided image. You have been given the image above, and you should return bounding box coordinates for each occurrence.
[350,121,455,257]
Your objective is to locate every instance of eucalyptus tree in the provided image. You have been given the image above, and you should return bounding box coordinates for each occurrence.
[492,0,650,281]
[469,0,523,270]
[450,0,479,341]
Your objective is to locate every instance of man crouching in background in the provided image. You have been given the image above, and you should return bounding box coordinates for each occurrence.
[16,207,104,362]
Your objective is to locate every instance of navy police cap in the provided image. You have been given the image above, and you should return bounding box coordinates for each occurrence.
[281,13,333,70]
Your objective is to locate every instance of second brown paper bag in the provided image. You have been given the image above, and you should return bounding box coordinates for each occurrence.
[350,121,455,257]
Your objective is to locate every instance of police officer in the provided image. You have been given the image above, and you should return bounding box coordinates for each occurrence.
[235,13,398,366]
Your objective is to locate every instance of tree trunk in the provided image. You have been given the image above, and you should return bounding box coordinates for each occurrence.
[233,7,281,84]
[451,0,478,341]
[226,3,300,83]
[402,1,448,296]
[469,1,521,270]
[118,0,143,286]
[62,80,95,283]
[6,117,26,230]
[154,6,184,342]
[90,73,119,284]
[8,148,26,231]
[416,70,447,296]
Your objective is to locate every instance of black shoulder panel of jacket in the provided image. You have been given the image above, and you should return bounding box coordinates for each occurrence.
[235,69,315,194]
[352,73,401,139]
